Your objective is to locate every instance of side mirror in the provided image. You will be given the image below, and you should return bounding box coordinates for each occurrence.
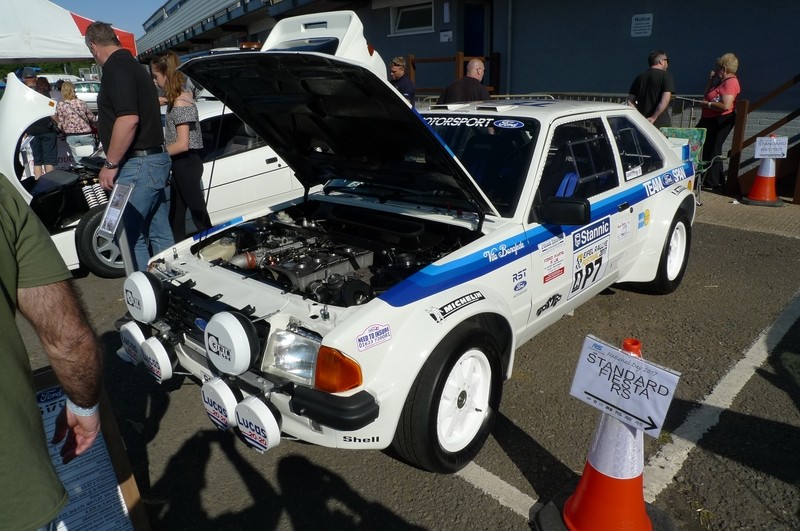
[538,197,591,226]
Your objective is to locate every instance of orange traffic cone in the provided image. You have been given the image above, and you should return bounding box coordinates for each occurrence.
[561,338,651,530]
[741,157,783,207]
[532,338,674,531]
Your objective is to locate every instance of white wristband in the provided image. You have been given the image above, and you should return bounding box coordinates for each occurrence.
[66,398,100,417]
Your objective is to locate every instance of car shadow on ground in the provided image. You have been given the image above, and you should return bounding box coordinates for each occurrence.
[101,331,424,530]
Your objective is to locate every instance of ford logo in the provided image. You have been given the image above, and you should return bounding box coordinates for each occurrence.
[493,119,524,129]
[195,318,208,331]
[513,280,527,292]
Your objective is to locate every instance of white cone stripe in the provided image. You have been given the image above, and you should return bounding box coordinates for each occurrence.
[587,414,644,480]
[757,158,775,177]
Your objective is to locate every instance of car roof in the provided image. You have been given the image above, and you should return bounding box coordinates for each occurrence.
[426,99,633,122]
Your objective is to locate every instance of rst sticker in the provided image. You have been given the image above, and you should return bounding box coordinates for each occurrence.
[569,217,611,300]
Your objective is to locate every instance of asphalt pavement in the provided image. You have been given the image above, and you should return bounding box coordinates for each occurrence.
[20,187,800,530]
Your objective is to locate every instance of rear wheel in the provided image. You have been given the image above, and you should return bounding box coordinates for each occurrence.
[648,210,691,294]
[75,204,126,278]
[392,325,502,473]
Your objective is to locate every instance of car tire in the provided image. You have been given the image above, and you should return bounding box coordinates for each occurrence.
[75,204,126,278]
[392,325,502,473]
[648,210,691,294]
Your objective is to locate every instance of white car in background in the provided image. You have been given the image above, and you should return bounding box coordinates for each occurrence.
[72,80,101,112]
[0,73,302,277]
[119,11,696,473]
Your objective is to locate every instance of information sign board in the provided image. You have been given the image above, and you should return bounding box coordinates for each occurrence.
[755,136,788,159]
[569,335,680,437]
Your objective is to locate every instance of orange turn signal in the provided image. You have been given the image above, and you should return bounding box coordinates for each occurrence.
[314,346,362,393]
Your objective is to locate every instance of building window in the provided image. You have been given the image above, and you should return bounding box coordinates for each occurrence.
[391,2,433,35]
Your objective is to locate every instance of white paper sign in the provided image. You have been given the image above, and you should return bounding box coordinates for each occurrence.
[755,136,788,159]
[631,13,653,37]
[569,335,680,437]
[98,183,133,239]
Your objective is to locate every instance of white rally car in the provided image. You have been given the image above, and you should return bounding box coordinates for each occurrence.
[119,11,696,473]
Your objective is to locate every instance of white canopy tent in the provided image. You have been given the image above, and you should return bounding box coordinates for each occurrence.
[0,0,137,63]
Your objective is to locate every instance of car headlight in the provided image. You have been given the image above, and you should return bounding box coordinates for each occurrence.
[264,329,320,385]
[264,329,363,393]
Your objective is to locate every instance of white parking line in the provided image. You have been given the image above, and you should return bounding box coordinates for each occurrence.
[456,461,538,519]
[458,292,800,519]
[644,292,800,502]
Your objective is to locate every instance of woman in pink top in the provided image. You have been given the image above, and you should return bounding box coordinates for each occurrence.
[55,81,97,168]
[696,53,741,190]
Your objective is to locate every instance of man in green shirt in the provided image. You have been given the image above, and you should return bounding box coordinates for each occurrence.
[0,176,103,530]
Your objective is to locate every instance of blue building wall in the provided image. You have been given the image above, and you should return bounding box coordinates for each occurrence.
[350,0,799,111]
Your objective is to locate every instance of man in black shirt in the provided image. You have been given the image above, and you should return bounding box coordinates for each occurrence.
[627,50,675,128]
[439,58,490,104]
[87,22,173,272]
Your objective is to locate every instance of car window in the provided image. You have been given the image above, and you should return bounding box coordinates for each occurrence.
[198,113,267,162]
[607,116,664,180]
[536,118,619,204]
[428,116,539,217]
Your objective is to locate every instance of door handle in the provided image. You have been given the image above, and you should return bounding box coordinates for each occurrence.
[618,202,630,212]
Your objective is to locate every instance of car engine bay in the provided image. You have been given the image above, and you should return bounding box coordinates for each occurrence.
[193,200,481,307]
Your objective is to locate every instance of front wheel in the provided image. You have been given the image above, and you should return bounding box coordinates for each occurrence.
[75,204,126,278]
[648,210,691,294]
[392,326,502,473]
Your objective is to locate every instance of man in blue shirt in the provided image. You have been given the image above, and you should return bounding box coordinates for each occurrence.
[389,56,416,108]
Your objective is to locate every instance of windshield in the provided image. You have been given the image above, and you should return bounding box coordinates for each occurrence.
[422,115,540,217]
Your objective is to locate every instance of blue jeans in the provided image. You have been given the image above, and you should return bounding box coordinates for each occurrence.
[116,152,174,271]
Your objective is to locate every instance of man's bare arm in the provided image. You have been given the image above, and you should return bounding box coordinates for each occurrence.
[18,281,102,407]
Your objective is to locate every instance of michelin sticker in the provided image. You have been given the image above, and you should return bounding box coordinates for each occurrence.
[569,217,611,300]
[356,324,392,351]
[428,291,485,323]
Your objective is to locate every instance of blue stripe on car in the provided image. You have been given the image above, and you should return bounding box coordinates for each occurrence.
[379,165,692,307]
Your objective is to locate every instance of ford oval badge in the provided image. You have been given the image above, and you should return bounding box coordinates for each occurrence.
[514,280,527,292]
[494,119,524,129]
[195,318,208,331]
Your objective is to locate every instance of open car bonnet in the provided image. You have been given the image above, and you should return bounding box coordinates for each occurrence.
[181,52,498,217]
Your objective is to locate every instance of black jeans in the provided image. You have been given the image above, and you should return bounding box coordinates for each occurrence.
[696,113,736,188]
[169,151,211,241]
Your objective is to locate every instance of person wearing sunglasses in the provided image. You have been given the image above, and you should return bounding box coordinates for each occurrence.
[627,50,675,128]
[389,56,416,108]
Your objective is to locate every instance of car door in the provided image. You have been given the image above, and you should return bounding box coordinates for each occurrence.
[524,117,629,335]
[195,109,300,224]
[605,114,669,277]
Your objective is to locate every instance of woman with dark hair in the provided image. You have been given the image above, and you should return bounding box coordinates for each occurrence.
[696,53,741,191]
[28,77,59,177]
[151,51,210,240]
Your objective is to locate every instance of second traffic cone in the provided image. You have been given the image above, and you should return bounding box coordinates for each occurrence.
[741,157,783,207]
[562,338,651,531]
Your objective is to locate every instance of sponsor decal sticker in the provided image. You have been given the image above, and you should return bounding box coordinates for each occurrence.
[424,116,494,128]
[638,209,651,228]
[643,167,689,197]
[493,119,524,129]
[484,240,526,263]
[356,324,392,351]
[569,217,611,300]
[536,293,562,316]
[428,291,486,323]
[617,218,632,241]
